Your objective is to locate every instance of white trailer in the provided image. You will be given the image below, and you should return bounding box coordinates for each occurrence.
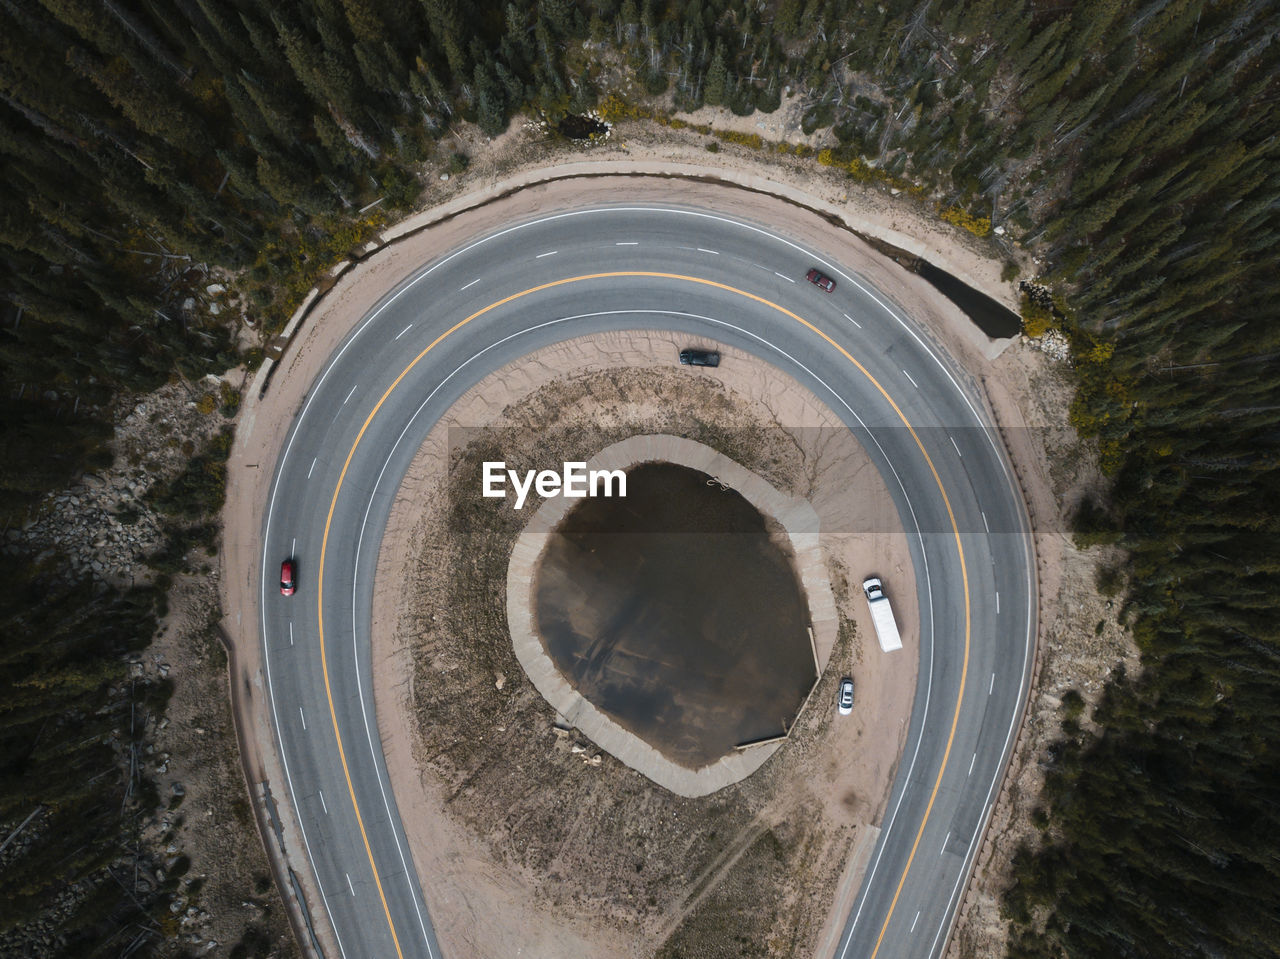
[862,577,903,652]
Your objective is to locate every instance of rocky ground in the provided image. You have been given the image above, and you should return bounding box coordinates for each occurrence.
[6,374,242,585]
[137,572,296,959]
[2,371,294,959]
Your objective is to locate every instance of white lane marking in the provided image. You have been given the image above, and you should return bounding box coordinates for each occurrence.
[941,832,950,855]
[950,435,962,457]
[911,910,921,932]
[319,790,328,814]
[843,312,863,329]
[291,537,296,555]
[346,873,355,897]
[307,457,317,479]
[838,235,1042,959]
[259,260,395,959]
[394,323,413,340]
[342,384,357,405]
[298,707,306,730]
[348,308,936,959]
[535,250,557,258]
[996,592,1001,614]
[982,511,990,533]
[969,752,977,776]
[460,277,480,290]
[615,241,638,245]
[288,622,294,647]
[903,369,919,388]
[990,673,996,694]
[803,216,1039,959]
[259,207,1033,959]
[697,247,719,254]
[774,271,796,282]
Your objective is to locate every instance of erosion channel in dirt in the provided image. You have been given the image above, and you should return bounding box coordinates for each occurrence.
[373,331,919,958]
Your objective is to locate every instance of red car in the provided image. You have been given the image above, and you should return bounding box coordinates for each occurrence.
[806,268,836,292]
[280,559,297,596]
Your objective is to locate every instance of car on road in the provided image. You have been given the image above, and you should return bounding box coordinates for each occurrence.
[806,268,836,292]
[280,559,297,596]
[679,347,720,367]
[838,677,855,715]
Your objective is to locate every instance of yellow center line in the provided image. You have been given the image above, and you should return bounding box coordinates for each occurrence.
[314,272,971,955]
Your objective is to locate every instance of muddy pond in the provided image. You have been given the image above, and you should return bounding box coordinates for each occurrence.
[534,462,815,768]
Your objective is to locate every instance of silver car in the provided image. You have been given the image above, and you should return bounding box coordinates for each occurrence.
[838,677,855,715]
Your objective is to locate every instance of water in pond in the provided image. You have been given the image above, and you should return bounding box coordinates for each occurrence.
[534,462,815,769]
[917,261,1022,338]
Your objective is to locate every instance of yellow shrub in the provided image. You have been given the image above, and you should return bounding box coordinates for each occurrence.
[940,205,992,237]
[598,95,651,123]
[713,129,763,149]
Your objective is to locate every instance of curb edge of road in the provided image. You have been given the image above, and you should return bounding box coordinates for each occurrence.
[226,160,1033,959]
[252,159,1018,404]
[214,623,327,959]
[936,376,1046,959]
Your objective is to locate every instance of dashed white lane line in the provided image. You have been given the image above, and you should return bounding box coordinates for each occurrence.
[950,435,962,457]
[460,277,480,290]
[615,241,638,245]
[911,910,921,932]
[969,752,977,776]
[288,622,294,646]
[307,457,317,479]
[345,873,356,897]
[982,511,990,533]
[318,790,328,815]
[535,250,558,258]
[843,312,863,329]
[774,271,796,282]
[996,592,1001,614]
[903,369,920,388]
[342,384,358,405]
[697,247,719,254]
[941,831,950,855]
[298,707,306,730]
[394,323,413,340]
[990,673,996,695]
[291,537,296,555]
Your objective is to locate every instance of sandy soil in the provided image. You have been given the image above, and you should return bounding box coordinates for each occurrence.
[370,330,917,958]
[218,126,1052,956]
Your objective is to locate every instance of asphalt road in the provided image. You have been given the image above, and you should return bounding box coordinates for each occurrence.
[257,204,1035,959]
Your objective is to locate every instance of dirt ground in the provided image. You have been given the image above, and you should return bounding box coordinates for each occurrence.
[369,331,917,958]
[143,573,296,958]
